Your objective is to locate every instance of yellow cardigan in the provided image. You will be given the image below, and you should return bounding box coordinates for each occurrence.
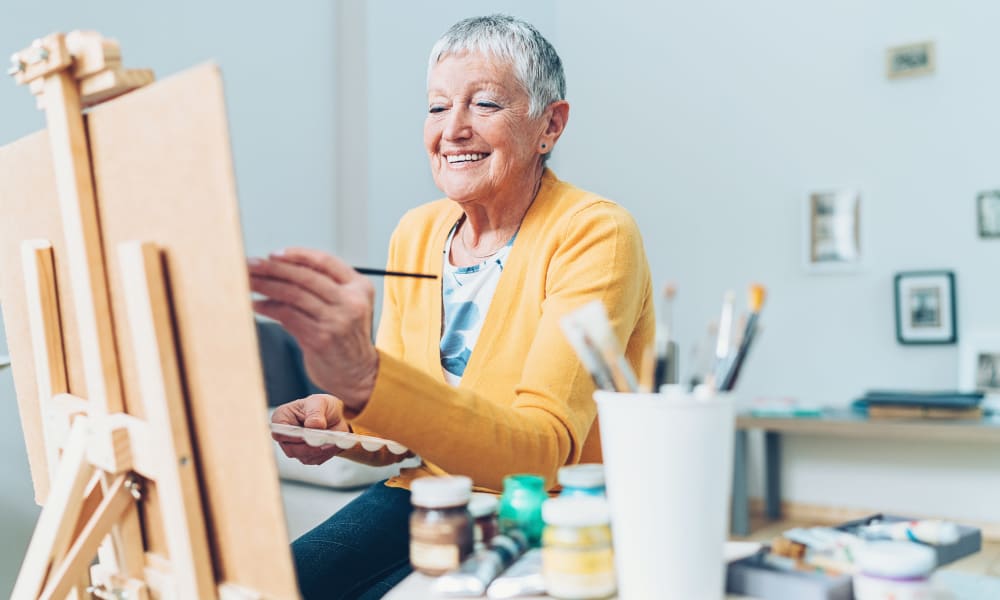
[347,170,654,493]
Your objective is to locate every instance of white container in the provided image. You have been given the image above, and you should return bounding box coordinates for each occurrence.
[594,390,734,600]
[853,541,935,600]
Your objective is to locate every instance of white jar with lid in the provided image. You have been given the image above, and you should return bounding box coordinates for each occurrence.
[541,496,616,599]
[557,463,606,498]
[853,541,936,600]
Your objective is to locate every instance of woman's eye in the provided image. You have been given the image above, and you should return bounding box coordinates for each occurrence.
[476,101,501,109]
[428,106,446,114]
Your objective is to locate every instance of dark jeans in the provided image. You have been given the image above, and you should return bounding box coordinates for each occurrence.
[292,481,413,600]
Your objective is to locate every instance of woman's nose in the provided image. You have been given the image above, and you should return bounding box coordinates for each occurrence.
[442,105,472,141]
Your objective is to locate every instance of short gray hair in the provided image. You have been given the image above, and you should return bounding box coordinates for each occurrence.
[428,14,566,118]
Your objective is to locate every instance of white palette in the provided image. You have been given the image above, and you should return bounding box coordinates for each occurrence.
[270,422,409,455]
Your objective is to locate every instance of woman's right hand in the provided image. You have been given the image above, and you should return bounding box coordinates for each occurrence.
[271,393,350,465]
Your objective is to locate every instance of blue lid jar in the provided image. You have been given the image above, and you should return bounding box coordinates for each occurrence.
[558,464,606,498]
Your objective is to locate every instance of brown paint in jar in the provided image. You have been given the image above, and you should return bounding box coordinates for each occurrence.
[409,476,474,576]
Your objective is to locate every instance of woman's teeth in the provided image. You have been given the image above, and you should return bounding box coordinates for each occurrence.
[446,153,488,164]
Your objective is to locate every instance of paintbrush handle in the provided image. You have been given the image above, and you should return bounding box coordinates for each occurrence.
[353,267,437,279]
[720,314,760,391]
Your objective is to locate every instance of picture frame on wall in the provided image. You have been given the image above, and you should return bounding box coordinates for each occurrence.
[977,190,1000,238]
[803,189,861,273]
[894,271,957,345]
[886,41,936,80]
[959,333,1000,394]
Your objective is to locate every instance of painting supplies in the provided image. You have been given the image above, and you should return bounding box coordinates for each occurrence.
[857,519,960,546]
[433,529,530,597]
[499,474,548,548]
[852,541,936,600]
[410,476,475,576]
[638,343,655,393]
[653,283,678,389]
[719,284,766,391]
[541,496,617,600]
[557,463,606,498]
[352,267,437,279]
[710,290,736,389]
[560,313,616,391]
[560,300,638,392]
[486,548,545,599]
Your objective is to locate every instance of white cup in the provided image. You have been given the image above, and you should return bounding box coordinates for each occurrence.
[595,390,735,600]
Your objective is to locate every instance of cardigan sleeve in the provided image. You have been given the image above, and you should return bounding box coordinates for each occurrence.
[350,202,651,490]
[333,227,415,467]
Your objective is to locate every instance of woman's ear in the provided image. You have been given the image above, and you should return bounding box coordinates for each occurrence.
[539,100,570,154]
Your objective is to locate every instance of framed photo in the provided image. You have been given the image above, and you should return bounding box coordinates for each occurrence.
[803,189,861,273]
[886,41,936,80]
[959,334,1000,393]
[977,190,1000,238]
[894,271,957,345]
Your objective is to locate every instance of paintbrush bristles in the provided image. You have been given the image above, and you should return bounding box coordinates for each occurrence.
[663,282,677,301]
[749,284,766,312]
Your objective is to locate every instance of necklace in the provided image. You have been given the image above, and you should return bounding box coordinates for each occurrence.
[460,221,512,259]
[456,176,542,260]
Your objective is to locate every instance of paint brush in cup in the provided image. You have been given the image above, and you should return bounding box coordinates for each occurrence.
[654,283,678,390]
[709,290,736,389]
[560,317,616,392]
[561,300,638,392]
[719,284,766,391]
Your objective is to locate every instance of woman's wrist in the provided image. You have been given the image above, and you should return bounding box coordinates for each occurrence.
[340,347,379,413]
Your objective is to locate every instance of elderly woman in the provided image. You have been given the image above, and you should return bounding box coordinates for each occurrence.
[249,14,653,599]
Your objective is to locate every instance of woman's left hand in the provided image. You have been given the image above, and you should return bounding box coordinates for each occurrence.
[248,248,378,412]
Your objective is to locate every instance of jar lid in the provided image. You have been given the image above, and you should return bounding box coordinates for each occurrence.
[504,474,545,490]
[558,463,605,489]
[542,496,611,527]
[411,476,472,508]
[855,541,936,578]
[469,493,498,518]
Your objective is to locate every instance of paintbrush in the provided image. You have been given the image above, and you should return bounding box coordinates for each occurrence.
[720,284,767,391]
[639,343,656,393]
[710,290,736,389]
[561,301,638,392]
[353,267,437,279]
[560,314,616,391]
[654,283,678,390]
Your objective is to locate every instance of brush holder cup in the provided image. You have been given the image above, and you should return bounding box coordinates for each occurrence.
[594,390,735,600]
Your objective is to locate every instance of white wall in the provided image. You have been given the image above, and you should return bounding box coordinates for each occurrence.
[0,1,337,594]
[358,1,1000,521]
[3,3,999,592]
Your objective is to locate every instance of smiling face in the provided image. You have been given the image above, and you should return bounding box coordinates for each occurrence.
[424,52,546,206]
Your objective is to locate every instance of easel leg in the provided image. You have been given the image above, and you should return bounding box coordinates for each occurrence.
[11,418,95,600]
[40,475,136,600]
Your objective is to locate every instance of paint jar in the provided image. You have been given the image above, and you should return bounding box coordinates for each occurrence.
[852,541,936,600]
[469,492,499,551]
[409,476,474,576]
[558,464,606,497]
[498,474,547,548]
[541,496,617,599]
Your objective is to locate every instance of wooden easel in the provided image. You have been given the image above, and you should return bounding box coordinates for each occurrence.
[1,32,299,599]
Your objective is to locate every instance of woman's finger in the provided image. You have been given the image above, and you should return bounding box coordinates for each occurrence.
[249,257,341,304]
[253,300,324,348]
[250,274,327,318]
[270,248,358,285]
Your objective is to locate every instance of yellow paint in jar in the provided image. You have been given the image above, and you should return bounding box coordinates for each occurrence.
[541,496,616,600]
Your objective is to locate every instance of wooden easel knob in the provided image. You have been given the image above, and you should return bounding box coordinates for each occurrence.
[9,31,153,109]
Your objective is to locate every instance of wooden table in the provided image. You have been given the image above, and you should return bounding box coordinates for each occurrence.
[730,410,1000,536]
